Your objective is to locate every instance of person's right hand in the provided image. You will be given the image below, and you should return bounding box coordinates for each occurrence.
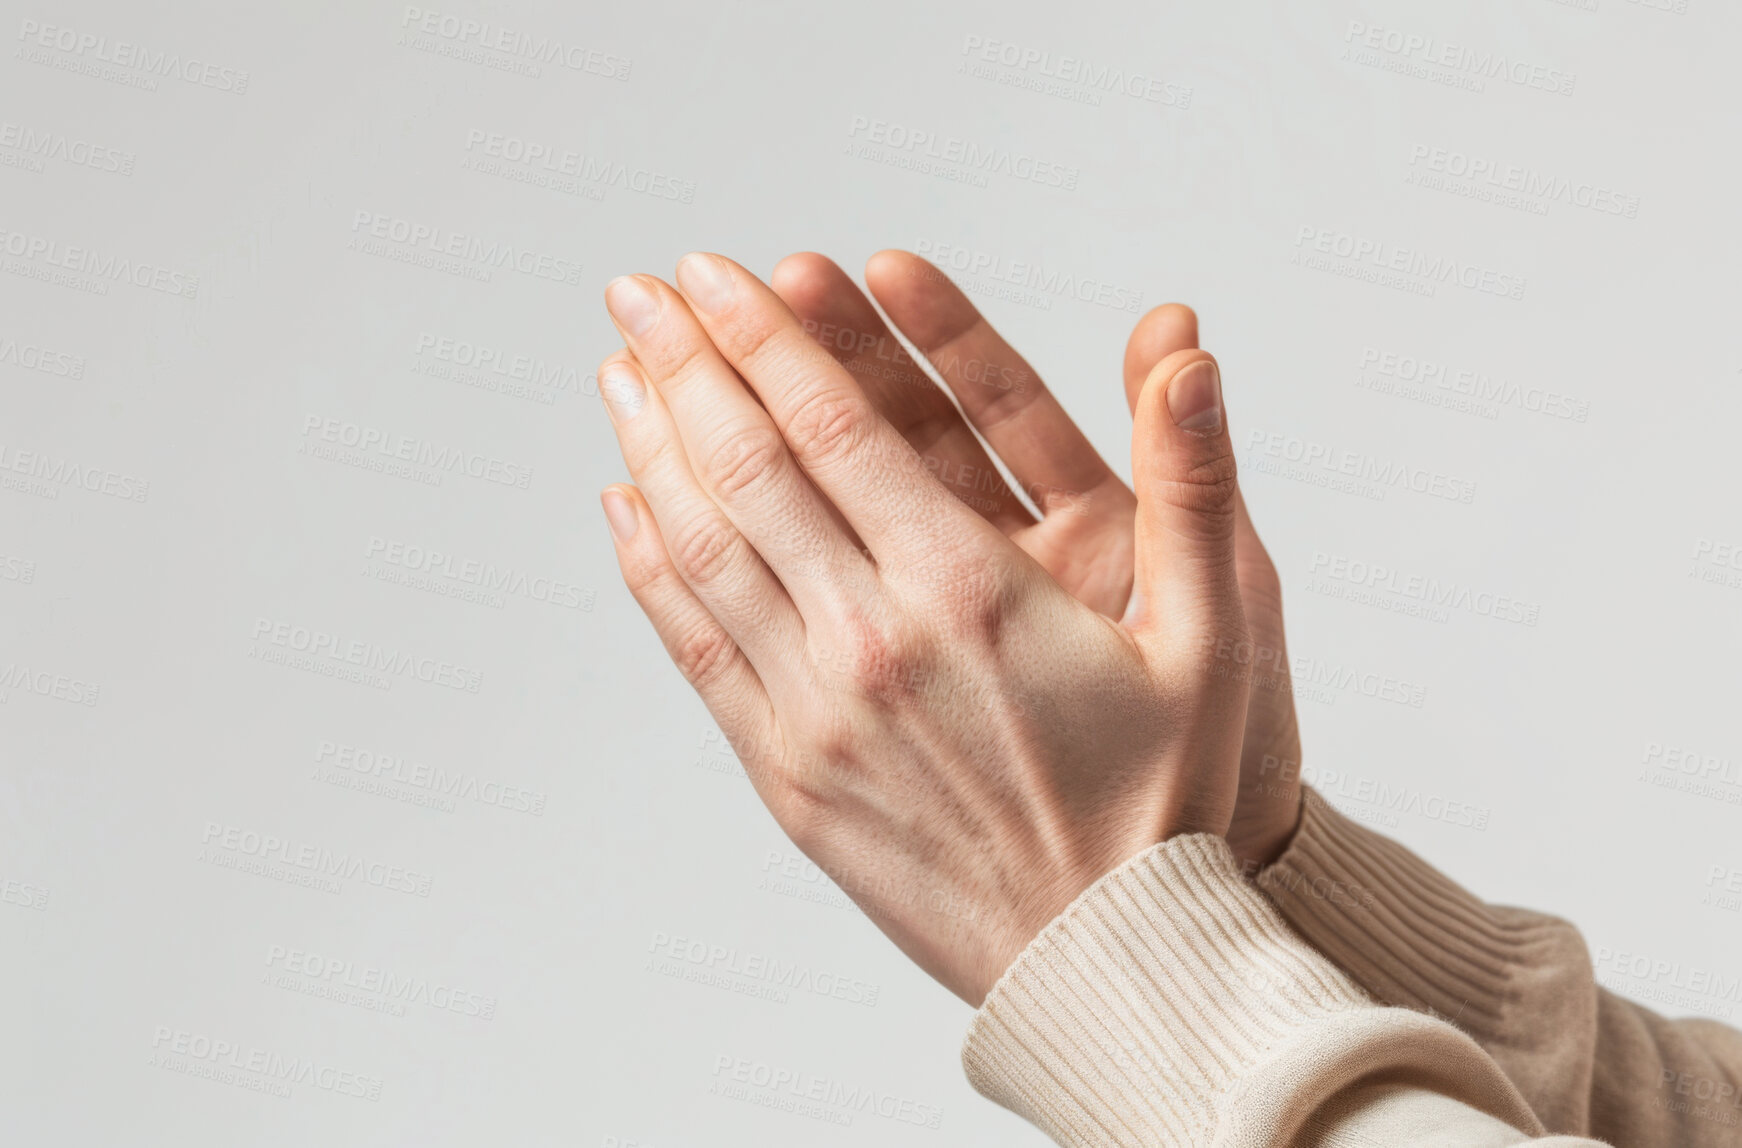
[594,255,1253,1005]
[770,252,1303,868]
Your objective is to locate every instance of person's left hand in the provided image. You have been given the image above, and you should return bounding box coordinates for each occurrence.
[595,254,1250,1005]
[769,252,1304,870]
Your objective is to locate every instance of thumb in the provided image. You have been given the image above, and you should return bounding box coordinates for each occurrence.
[1122,302,1199,413]
[1124,350,1244,641]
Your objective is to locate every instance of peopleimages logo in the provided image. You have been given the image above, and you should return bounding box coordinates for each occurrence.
[348,210,582,285]
[299,416,533,489]
[461,131,695,202]
[149,1027,382,1100]
[0,662,100,705]
[845,116,1079,190]
[0,333,85,378]
[1245,429,1478,504]
[1293,226,1526,300]
[365,537,592,610]
[315,739,548,815]
[709,1055,944,1129]
[0,121,135,174]
[0,227,197,298]
[1593,949,1742,1008]
[912,240,1144,314]
[0,443,150,502]
[200,822,434,897]
[1406,145,1639,218]
[399,7,631,79]
[1643,743,1741,786]
[264,945,497,1018]
[16,20,251,93]
[414,332,595,399]
[1263,758,1491,830]
[1307,552,1541,626]
[0,555,35,583]
[647,931,882,1007]
[1358,347,1590,423]
[957,35,1192,108]
[249,617,484,693]
[1,878,49,910]
[1343,22,1575,96]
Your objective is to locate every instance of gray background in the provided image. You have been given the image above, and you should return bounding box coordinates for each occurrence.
[3,0,1740,1144]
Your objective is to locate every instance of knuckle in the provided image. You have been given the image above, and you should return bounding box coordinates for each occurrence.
[900,404,964,458]
[767,774,834,852]
[819,616,923,705]
[845,626,905,697]
[800,717,858,784]
[633,433,687,489]
[763,325,841,377]
[619,549,670,599]
[887,527,992,597]
[616,526,692,604]
[763,718,852,825]
[971,376,1043,432]
[940,563,1018,644]
[655,341,712,391]
[672,624,737,690]
[704,424,787,500]
[1159,447,1240,525]
[780,708,931,820]
[786,388,870,468]
[716,312,785,366]
[671,515,744,588]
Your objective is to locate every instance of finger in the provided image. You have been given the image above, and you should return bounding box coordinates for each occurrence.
[1233,488,1278,599]
[1125,350,1243,640]
[602,276,872,613]
[1122,303,1200,412]
[1120,306,1275,599]
[864,249,1130,521]
[770,252,1033,533]
[597,354,807,677]
[668,252,989,565]
[601,483,781,753]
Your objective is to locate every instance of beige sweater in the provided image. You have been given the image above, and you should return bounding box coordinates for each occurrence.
[963,788,1742,1146]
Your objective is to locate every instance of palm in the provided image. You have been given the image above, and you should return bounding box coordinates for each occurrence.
[773,251,1305,865]
[1019,487,1301,867]
[1011,512,1137,618]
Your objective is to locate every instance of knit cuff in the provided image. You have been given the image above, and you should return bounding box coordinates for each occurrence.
[1257,786,1583,1044]
[961,833,1375,1146]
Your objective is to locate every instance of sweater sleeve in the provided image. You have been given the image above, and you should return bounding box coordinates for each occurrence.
[1257,786,1742,1145]
[960,833,1605,1147]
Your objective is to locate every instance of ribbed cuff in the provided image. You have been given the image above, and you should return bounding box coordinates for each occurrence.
[962,833,1374,1146]
[1257,786,1590,1049]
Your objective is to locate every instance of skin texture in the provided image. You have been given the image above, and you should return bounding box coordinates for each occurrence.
[769,252,1304,870]
[596,253,1253,1006]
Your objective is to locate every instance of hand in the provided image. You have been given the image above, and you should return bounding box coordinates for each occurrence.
[596,254,1250,1004]
[768,252,1303,868]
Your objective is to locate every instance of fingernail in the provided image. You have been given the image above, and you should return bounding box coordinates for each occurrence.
[601,488,640,542]
[605,276,659,337]
[1168,359,1222,434]
[600,363,647,419]
[676,252,734,314]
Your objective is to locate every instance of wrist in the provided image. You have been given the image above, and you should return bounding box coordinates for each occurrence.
[1226,781,1303,871]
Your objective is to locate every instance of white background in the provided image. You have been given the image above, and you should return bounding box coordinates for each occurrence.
[3,1,1740,1144]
